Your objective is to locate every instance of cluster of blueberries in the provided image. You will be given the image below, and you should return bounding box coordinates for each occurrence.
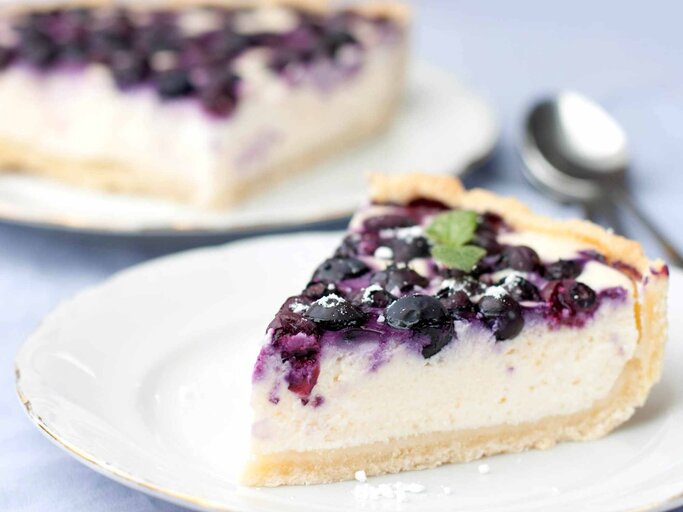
[0,6,371,116]
[262,202,611,400]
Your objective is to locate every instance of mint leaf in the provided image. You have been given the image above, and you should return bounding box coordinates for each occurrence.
[431,244,486,271]
[425,210,478,247]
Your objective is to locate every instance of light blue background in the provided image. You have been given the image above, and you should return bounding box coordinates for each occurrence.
[1,1,682,510]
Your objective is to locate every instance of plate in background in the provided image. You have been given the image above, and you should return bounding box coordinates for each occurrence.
[0,62,498,235]
[15,233,683,512]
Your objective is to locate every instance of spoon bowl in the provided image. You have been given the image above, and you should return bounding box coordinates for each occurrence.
[520,91,683,266]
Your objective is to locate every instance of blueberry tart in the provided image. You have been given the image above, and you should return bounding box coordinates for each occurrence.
[0,1,408,207]
[245,173,668,486]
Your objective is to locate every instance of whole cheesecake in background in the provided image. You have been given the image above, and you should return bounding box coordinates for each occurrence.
[0,1,408,208]
[245,173,668,486]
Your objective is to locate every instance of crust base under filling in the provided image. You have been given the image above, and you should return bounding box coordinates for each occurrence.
[243,173,668,487]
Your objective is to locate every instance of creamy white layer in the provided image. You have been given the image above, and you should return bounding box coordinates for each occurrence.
[251,232,638,454]
[0,30,405,205]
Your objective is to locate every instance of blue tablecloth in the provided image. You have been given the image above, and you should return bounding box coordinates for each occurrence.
[2,1,682,510]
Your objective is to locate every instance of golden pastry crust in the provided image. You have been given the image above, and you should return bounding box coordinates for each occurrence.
[244,173,668,486]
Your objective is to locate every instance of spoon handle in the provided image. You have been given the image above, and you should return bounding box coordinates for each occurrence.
[613,188,683,268]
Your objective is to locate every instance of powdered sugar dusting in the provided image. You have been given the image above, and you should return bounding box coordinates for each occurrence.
[288,301,309,314]
[313,294,345,308]
[362,283,385,303]
[353,481,427,504]
[483,286,508,299]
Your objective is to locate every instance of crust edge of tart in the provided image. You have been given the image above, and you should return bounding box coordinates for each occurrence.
[243,172,668,487]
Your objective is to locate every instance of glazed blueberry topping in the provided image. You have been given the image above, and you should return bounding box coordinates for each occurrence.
[17,28,58,68]
[499,245,541,272]
[371,265,429,293]
[334,232,382,258]
[385,294,448,330]
[256,201,633,401]
[542,280,599,326]
[361,285,396,308]
[302,282,334,301]
[436,276,486,298]
[362,214,416,232]
[312,257,369,283]
[155,67,195,98]
[268,297,319,339]
[109,51,150,88]
[389,236,431,262]
[1,6,397,117]
[0,47,15,70]
[498,274,541,302]
[305,294,367,330]
[440,290,477,320]
[563,282,597,310]
[478,292,524,341]
[543,259,582,280]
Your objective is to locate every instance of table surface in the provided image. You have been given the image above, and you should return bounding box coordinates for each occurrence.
[2,1,682,510]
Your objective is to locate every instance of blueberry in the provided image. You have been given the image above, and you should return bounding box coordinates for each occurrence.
[88,11,135,60]
[312,257,370,283]
[390,236,431,262]
[472,230,502,255]
[543,280,597,314]
[361,286,396,308]
[245,31,283,48]
[109,51,149,88]
[302,282,332,301]
[499,275,541,302]
[155,67,195,98]
[334,234,359,258]
[269,297,319,339]
[436,276,486,298]
[371,265,428,293]
[563,282,596,311]
[440,290,477,320]
[135,24,181,54]
[405,197,450,212]
[499,245,541,272]
[385,294,449,330]
[479,294,524,341]
[18,30,58,68]
[478,212,504,232]
[362,214,416,233]
[207,31,249,60]
[543,259,582,280]
[319,29,358,58]
[199,72,238,116]
[0,47,16,70]
[305,295,367,330]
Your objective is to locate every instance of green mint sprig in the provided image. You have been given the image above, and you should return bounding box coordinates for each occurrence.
[425,210,486,271]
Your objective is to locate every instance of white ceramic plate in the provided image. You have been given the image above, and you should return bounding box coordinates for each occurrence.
[0,62,497,235]
[15,233,683,512]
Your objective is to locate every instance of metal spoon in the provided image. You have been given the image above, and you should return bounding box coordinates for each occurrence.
[520,91,683,267]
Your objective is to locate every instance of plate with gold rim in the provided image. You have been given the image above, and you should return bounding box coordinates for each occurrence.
[15,232,683,512]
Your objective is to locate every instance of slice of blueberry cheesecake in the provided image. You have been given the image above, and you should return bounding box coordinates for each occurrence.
[245,173,668,486]
[0,1,408,207]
